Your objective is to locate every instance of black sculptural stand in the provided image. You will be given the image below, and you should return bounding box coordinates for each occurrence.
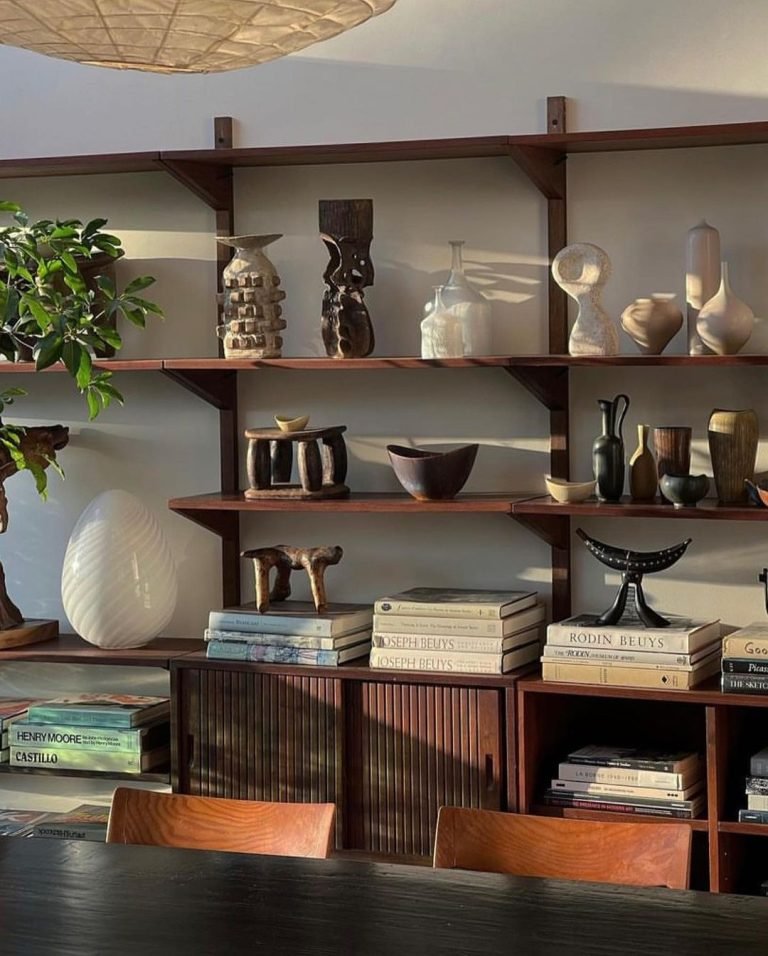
[319,199,375,359]
[576,528,692,628]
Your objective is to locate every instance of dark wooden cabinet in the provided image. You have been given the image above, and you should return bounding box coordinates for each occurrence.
[172,656,514,858]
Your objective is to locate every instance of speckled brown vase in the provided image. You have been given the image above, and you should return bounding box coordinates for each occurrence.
[708,408,758,504]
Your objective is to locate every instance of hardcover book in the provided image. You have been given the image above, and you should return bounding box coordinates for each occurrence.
[372,624,542,654]
[545,615,720,654]
[9,720,169,754]
[549,778,701,801]
[543,792,704,820]
[744,777,768,795]
[0,808,50,836]
[544,786,702,812]
[542,642,720,668]
[204,627,369,650]
[541,655,720,689]
[369,638,540,674]
[9,743,169,773]
[721,623,768,660]
[722,659,768,675]
[738,809,768,824]
[371,603,546,637]
[557,762,695,790]
[209,602,373,637]
[721,673,768,694]
[25,695,170,729]
[205,640,370,665]
[31,803,109,841]
[750,747,768,777]
[541,647,720,673]
[747,794,768,811]
[0,699,40,733]
[373,588,537,619]
[567,745,700,774]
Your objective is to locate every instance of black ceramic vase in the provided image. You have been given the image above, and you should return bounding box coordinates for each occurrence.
[593,394,630,502]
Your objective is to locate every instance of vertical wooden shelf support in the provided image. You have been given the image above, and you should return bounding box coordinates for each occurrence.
[509,512,571,621]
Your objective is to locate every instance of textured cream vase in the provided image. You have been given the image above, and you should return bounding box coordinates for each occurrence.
[0,1,398,74]
[551,243,619,356]
[61,490,177,648]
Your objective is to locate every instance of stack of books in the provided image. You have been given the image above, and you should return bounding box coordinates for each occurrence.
[0,808,51,837]
[541,614,722,689]
[738,747,768,824]
[544,745,706,819]
[30,803,110,841]
[721,623,768,694]
[8,695,171,775]
[0,699,39,764]
[370,588,544,674]
[205,601,373,666]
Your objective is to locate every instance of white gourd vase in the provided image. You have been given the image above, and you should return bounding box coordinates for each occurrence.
[685,220,720,355]
[696,261,754,356]
[61,490,178,648]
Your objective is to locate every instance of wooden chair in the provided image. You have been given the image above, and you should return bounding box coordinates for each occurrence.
[107,788,336,859]
[433,807,692,889]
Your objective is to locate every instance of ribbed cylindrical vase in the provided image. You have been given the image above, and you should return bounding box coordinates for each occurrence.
[61,490,177,648]
[653,426,691,503]
[708,409,759,504]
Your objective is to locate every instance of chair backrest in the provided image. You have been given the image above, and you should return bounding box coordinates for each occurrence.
[433,807,692,889]
[107,788,336,859]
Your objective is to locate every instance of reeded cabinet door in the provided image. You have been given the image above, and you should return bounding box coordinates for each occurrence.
[345,682,504,857]
[175,667,344,837]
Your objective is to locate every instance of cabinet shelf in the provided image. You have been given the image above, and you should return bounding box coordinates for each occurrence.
[513,496,768,521]
[0,764,170,783]
[531,804,710,831]
[0,635,204,667]
[718,822,768,837]
[518,675,768,707]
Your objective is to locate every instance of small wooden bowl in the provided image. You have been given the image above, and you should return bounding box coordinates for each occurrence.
[275,415,310,433]
[544,476,596,503]
[387,444,478,501]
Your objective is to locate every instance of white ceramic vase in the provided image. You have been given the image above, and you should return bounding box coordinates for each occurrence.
[61,490,178,649]
[620,294,683,355]
[686,220,720,355]
[696,261,754,355]
[551,243,619,356]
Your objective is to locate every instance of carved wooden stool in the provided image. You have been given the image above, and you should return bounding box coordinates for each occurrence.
[244,425,349,499]
[241,545,343,612]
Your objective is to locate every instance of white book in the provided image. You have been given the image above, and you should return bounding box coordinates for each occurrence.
[372,604,546,637]
[542,641,720,668]
[545,614,721,655]
[372,625,542,654]
[747,794,768,811]
[541,647,720,673]
[374,588,537,620]
[369,638,540,674]
[549,778,701,801]
[208,602,372,637]
[557,762,698,790]
[722,623,768,659]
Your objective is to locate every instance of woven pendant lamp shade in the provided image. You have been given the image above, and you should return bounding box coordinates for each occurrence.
[0,1,397,74]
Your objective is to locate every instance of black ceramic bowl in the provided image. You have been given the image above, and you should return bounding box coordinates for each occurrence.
[659,473,709,509]
[387,444,479,501]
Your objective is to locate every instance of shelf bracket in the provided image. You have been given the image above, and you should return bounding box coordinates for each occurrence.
[159,158,233,212]
[169,507,238,539]
[503,366,568,410]
[162,368,237,411]
[510,510,569,550]
[507,145,566,200]
[510,509,572,620]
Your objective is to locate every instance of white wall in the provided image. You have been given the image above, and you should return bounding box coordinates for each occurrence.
[1,0,768,806]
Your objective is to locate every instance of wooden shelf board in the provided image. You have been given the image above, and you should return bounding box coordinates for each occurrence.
[513,496,768,520]
[718,822,768,837]
[0,152,162,179]
[173,652,527,688]
[0,635,204,666]
[531,803,709,830]
[0,359,164,374]
[169,491,525,514]
[0,764,169,782]
[518,674,768,707]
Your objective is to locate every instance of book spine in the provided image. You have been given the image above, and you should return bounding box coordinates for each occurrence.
[543,794,696,819]
[204,629,356,649]
[9,723,148,752]
[751,758,768,777]
[722,636,768,659]
[745,777,768,794]
[545,623,708,654]
[24,712,141,728]
[722,658,768,675]
[32,827,106,841]
[372,606,545,637]
[372,628,538,654]
[541,660,713,690]
[369,648,501,674]
[205,641,349,665]
[721,673,768,694]
[738,809,768,824]
[558,763,688,788]
[550,779,694,800]
[373,601,515,620]
[542,646,702,667]
[10,747,146,772]
[747,794,768,811]
[208,612,334,636]
[547,788,699,811]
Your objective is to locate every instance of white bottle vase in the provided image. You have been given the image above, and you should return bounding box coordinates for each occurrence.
[421,287,464,359]
[61,490,178,648]
[696,261,754,355]
[551,243,618,356]
[686,220,720,355]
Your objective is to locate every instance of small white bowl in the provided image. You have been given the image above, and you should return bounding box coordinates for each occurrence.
[544,475,596,504]
[275,415,310,433]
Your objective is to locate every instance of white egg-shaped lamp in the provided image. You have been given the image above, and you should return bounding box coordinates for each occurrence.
[61,490,177,649]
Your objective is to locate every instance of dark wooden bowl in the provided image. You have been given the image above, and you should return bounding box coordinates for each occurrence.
[387,443,479,500]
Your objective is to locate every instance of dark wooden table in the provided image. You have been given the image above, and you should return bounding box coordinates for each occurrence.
[1,839,766,955]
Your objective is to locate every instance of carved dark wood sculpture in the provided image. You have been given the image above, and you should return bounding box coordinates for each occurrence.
[577,527,692,628]
[241,545,343,613]
[0,424,68,634]
[244,425,349,499]
[319,199,375,359]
